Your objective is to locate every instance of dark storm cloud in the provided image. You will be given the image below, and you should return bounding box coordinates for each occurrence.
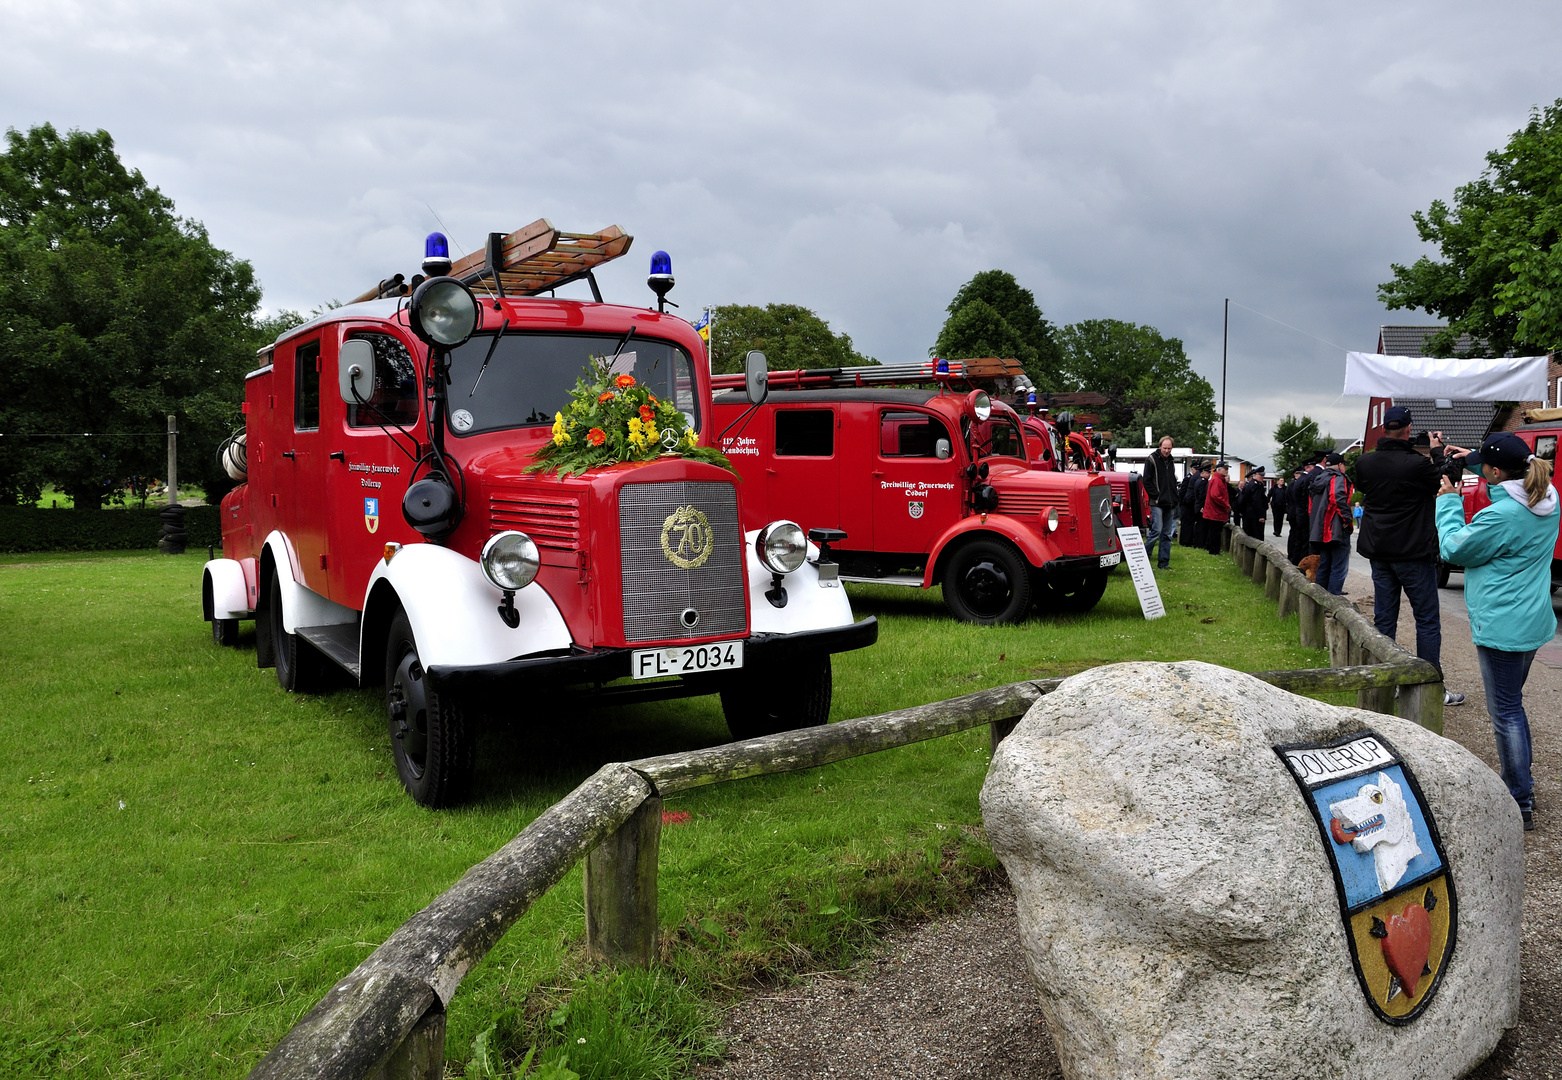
[4,0,1559,464]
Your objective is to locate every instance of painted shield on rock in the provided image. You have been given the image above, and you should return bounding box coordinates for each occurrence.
[1275,729,1456,1023]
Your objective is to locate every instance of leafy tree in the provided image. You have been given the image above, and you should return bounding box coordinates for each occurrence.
[0,124,262,506]
[1271,413,1334,476]
[708,303,874,374]
[932,270,1063,389]
[1053,319,1218,451]
[1379,99,1562,356]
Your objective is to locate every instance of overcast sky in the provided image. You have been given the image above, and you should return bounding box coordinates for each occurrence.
[5,0,1560,466]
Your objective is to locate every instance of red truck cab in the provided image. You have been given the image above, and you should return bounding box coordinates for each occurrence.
[712,376,1122,623]
[1443,420,1562,588]
[200,223,877,806]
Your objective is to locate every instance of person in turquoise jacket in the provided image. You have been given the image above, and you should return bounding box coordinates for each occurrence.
[1437,431,1558,832]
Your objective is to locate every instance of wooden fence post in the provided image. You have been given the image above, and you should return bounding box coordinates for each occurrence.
[1396,681,1445,735]
[1299,592,1325,649]
[585,796,663,967]
[369,1005,446,1080]
[1326,612,1349,668]
[1264,559,1282,601]
[1250,548,1267,585]
[1277,577,1297,619]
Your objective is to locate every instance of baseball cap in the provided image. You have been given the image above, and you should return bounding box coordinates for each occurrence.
[1215,461,1230,470]
[1384,405,1412,427]
[1463,432,1533,474]
[1324,451,1345,465]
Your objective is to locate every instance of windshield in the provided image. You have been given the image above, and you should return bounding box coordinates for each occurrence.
[444,332,699,437]
[967,415,1028,463]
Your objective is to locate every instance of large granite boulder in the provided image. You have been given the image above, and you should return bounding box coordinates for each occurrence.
[980,661,1522,1080]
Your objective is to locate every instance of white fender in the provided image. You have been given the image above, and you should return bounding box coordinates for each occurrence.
[364,543,571,668]
[261,531,358,633]
[744,533,856,634]
[202,557,254,620]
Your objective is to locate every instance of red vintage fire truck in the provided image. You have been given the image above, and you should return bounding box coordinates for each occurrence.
[710,360,1124,623]
[1011,395,1149,532]
[201,220,877,807]
[1442,414,1562,589]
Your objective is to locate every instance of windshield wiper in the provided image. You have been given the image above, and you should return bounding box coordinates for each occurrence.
[607,325,636,371]
[469,318,510,397]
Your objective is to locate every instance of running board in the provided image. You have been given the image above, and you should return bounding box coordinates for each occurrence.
[839,574,925,587]
[297,622,362,681]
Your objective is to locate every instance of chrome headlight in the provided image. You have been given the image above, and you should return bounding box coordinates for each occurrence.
[481,530,540,591]
[1046,508,1059,532]
[756,520,807,574]
[970,390,992,421]
[409,276,479,348]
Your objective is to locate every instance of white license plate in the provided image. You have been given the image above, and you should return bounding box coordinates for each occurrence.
[1099,552,1122,568]
[631,640,744,680]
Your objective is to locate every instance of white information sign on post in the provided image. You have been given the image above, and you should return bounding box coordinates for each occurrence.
[1116,527,1165,620]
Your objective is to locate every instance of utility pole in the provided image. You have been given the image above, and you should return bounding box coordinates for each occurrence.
[158,413,188,555]
[1220,298,1229,462]
[166,414,178,506]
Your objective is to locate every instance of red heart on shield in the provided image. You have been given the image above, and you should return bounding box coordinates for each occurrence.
[1382,903,1432,997]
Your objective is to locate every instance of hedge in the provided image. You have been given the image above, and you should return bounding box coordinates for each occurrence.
[0,505,222,554]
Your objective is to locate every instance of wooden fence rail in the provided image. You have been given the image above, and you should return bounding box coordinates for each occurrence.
[247,532,1446,1080]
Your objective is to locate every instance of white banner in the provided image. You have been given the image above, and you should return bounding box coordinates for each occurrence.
[1116,527,1165,620]
[1343,351,1549,401]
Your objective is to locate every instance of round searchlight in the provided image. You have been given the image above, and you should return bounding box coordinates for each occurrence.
[409,276,479,348]
[968,390,992,421]
[481,531,541,591]
[756,520,808,575]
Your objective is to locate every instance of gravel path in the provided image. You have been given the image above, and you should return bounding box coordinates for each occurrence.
[704,546,1560,1079]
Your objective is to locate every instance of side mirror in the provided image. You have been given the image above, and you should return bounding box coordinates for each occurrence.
[935,438,952,460]
[339,339,375,403]
[745,350,769,405]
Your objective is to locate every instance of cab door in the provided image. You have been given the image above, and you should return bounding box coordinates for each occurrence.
[871,409,961,556]
[285,335,331,598]
[765,406,840,535]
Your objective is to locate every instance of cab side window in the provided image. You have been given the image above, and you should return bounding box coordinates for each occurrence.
[880,411,949,457]
[294,339,321,431]
[347,332,419,428]
[775,410,834,456]
[1535,434,1557,464]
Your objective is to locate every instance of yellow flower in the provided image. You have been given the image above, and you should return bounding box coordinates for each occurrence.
[683,428,697,448]
[551,412,571,446]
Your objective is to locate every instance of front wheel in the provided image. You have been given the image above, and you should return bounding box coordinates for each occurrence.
[721,655,831,741]
[385,609,474,808]
[943,538,1033,624]
[1036,569,1109,615]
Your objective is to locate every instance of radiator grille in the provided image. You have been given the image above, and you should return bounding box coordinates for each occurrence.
[490,492,581,551]
[1090,484,1116,552]
[996,490,1073,516]
[619,481,746,644]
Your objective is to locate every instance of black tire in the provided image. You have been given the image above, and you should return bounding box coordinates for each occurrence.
[1436,561,1452,589]
[269,572,323,692]
[385,608,475,807]
[721,655,832,741]
[212,618,238,647]
[1037,569,1109,615]
[943,538,1032,624]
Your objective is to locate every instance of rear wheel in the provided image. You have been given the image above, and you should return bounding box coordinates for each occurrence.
[944,539,1032,624]
[385,608,474,807]
[721,655,832,741]
[269,573,323,692]
[1037,569,1109,615]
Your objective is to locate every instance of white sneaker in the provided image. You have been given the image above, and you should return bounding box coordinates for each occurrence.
[1443,691,1466,707]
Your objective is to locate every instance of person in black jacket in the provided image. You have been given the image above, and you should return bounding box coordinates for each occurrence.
[1178,465,1201,547]
[1286,460,1320,565]
[1269,477,1287,535]
[1238,465,1267,539]
[1191,462,1212,549]
[1141,435,1180,569]
[1355,405,1463,706]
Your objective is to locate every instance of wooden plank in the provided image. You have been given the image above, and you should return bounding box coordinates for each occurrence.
[1250,662,1434,693]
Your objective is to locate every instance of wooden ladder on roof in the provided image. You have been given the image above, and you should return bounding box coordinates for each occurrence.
[351,219,633,304]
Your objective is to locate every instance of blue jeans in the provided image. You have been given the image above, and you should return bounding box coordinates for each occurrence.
[1475,645,1536,811]
[1370,559,1442,677]
[1149,505,1178,567]
[1316,540,1350,595]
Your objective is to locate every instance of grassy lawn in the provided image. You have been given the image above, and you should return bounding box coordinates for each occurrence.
[0,547,1321,1078]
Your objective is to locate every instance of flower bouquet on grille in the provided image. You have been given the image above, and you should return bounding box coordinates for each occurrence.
[526,357,733,477]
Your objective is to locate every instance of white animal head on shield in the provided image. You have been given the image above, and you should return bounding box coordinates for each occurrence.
[1328,772,1423,893]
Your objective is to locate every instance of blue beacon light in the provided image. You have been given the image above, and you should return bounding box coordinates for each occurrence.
[647,250,676,311]
[1027,390,1037,406]
[422,232,453,277]
[650,250,672,277]
[936,358,950,375]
